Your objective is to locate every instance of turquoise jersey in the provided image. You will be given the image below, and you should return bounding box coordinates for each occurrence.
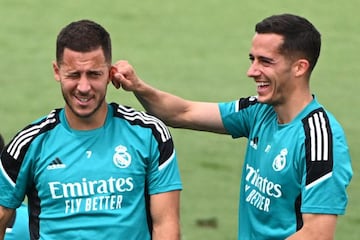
[0,103,182,240]
[5,203,30,240]
[219,96,352,240]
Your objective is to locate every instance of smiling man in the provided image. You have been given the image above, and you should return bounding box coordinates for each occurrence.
[110,14,353,240]
[0,20,182,240]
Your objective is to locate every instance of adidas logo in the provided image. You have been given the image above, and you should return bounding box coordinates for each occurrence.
[47,157,66,170]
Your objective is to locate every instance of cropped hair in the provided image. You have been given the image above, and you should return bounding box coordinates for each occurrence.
[56,19,112,64]
[255,14,321,72]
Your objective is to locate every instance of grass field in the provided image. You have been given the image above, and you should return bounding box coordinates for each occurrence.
[0,0,359,239]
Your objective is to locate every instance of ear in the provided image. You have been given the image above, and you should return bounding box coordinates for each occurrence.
[107,66,116,84]
[52,61,61,82]
[293,59,310,77]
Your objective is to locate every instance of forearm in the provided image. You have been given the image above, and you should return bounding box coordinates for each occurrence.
[112,60,191,127]
[150,191,181,240]
[133,82,190,128]
[112,60,226,132]
[286,229,334,240]
[152,221,181,240]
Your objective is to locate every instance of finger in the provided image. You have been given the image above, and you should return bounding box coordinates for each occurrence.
[111,79,121,89]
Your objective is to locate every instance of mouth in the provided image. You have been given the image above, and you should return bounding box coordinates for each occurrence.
[256,81,270,87]
[255,81,271,95]
[75,95,93,106]
[77,97,91,102]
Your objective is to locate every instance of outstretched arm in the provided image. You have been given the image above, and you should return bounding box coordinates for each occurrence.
[111,60,227,134]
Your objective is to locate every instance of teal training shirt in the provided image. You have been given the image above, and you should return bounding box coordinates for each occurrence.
[0,103,182,239]
[219,96,352,240]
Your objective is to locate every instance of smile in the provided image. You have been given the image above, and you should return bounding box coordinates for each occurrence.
[76,96,91,103]
[256,82,270,87]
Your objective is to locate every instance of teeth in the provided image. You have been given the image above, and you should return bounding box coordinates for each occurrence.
[78,97,89,102]
[257,82,269,87]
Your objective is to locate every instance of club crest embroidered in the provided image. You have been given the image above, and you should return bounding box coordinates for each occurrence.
[113,145,132,169]
[272,148,287,171]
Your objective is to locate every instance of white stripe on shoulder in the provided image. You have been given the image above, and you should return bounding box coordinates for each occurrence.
[307,111,329,161]
[117,105,171,142]
[8,113,57,159]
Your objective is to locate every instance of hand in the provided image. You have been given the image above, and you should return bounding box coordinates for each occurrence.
[111,60,142,92]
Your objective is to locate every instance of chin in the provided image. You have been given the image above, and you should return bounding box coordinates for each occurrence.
[257,95,268,103]
[77,109,97,119]
[68,106,95,119]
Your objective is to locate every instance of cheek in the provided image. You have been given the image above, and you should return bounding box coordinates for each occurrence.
[96,80,110,92]
[273,68,291,86]
[59,80,77,93]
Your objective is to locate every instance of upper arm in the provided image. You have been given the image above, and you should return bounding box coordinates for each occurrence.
[287,213,337,240]
[150,190,181,240]
[0,206,15,238]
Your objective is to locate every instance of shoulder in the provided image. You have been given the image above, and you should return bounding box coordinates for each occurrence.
[301,97,346,134]
[219,96,258,112]
[301,106,345,138]
[110,103,172,142]
[300,105,350,166]
[219,96,274,125]
[5,109,62,160]
[236,96,260,111]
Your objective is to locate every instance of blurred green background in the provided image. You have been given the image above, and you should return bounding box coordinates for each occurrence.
[0,0,359,239]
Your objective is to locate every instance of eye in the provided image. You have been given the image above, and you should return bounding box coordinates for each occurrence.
[248,54,255,63]
[87,71,103,79]
[258,57,275,67]
[66,72,80,79]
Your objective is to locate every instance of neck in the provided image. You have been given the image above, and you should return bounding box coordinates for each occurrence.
[65,103,108,130]
[275,93,313,124]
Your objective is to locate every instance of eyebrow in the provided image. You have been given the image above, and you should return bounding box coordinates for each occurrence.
[62,68,106,73]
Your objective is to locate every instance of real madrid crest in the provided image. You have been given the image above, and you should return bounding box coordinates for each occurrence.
[113,145,132,168]
[272,148,287,171]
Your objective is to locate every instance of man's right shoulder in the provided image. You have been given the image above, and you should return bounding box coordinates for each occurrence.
[5,108,62,161]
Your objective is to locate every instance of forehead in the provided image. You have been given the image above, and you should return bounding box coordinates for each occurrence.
[60,47,108,70]
[249,33,284,57]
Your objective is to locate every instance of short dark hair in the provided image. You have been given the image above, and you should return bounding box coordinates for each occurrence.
[255,14,321,72]
[56,19,112,64]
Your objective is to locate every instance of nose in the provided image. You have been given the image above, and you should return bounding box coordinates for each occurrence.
[77,75,91,93]
[247,62,261,77]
